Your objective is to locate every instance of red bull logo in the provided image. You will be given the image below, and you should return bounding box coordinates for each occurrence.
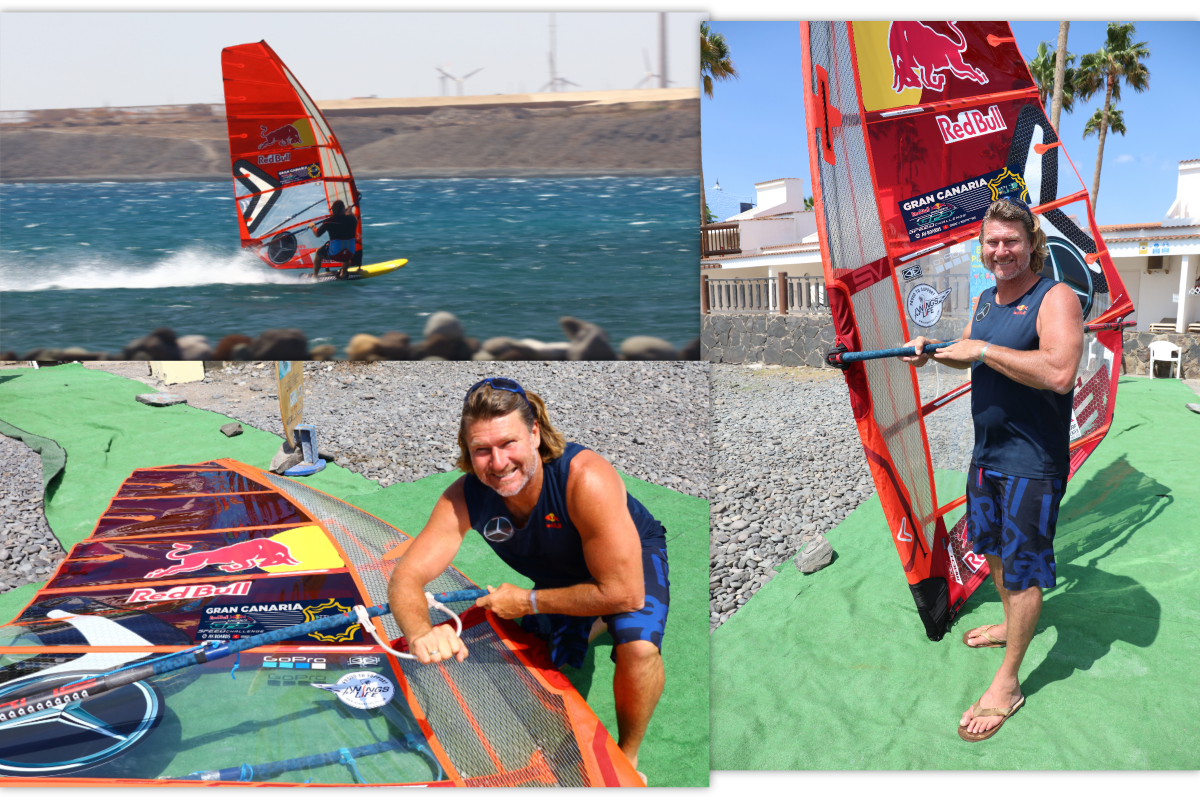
[544,513,563,529]
[145,540,300,579]
[936,105,1006,144]
[258,123,303,150]
[127,581,252,603]
[888,21,988,93]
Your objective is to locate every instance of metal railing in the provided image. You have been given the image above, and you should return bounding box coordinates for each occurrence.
[702,273,830,314]
[701,272,972,315]
[701,222,741,257]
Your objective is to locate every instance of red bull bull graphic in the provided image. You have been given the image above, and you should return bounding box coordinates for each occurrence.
[258,123,303,150]
[888,21,988,93]
[144,539,301,579]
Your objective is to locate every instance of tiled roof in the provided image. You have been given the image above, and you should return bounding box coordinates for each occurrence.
[1097,222,1162,232]
[1104,233,1200,243]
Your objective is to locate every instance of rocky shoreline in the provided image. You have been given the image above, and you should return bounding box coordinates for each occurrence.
[708,364,876,631]
[5,312,700,364]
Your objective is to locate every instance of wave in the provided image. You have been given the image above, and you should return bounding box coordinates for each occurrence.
[0,247,309,292]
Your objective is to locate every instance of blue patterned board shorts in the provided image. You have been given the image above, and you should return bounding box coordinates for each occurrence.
[966,461,1066,590]
[520,545,670,669]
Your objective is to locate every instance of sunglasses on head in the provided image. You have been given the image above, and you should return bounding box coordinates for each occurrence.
[464,377,529,406]
[999,195,1033,222]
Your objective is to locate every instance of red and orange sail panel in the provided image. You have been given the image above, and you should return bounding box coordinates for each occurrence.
[222,41,360,270]
[800,22,1133,639]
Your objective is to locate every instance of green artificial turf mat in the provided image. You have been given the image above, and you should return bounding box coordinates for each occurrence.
[710,376,1199,770]
[0,364,709,785]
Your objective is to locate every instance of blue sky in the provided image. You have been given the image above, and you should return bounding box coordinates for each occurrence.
[701,21,1199,227]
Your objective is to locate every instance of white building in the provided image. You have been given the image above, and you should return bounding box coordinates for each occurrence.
[1098,159,1200,334]
[701,178,822,279]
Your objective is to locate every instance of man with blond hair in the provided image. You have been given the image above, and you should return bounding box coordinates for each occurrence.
[902,197,1083,742]
[387,377,669,777]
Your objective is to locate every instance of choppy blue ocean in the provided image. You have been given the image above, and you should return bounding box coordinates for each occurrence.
[0,176,700,356]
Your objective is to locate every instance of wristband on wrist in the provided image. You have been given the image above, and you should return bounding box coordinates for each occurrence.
[529,589,539,615]
[979,344,989,364]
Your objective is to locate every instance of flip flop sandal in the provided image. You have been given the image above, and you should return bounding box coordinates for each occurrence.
[957,696,1025,742]
[962,624,1007,648]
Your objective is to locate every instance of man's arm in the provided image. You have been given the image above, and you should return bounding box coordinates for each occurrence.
[479,451,645,619]
[900,296,979,370]
[386,477,472,663]
[929,283,1083,393]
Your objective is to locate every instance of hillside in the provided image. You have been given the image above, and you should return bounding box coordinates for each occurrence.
[0,90,699,183]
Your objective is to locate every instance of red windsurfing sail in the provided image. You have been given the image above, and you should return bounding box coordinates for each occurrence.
[222,41,360,270]
[0,461,642,786]
[800,22,1133,640]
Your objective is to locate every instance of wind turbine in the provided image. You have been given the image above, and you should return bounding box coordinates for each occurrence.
[634,50,660,89]
[436,67,483,97]
[539,12,579,93]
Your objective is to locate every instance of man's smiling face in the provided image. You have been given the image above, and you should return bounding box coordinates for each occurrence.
[467,411,540,498]
[981,218,1032,282]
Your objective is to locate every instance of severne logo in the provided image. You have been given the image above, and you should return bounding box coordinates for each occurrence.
[936,105,1007,144]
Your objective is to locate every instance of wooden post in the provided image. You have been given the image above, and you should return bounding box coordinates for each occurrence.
[777,272,788,315]
[701,273,710,314]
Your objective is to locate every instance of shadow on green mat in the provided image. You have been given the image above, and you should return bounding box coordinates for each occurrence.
[1022,456,1166,698]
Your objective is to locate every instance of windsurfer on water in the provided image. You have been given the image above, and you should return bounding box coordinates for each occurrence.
[387,378,669,780]
[901,197,1084,742]
[309,199,360,280]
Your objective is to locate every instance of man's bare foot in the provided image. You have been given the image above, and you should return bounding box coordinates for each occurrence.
[963,623,1007,648]
[960,679,1023,736]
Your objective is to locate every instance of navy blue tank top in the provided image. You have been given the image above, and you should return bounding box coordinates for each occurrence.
[970,275,1074,478]
[462,443,667,589]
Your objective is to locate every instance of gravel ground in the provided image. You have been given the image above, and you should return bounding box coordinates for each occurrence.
[708,361,978,631]
[708,364,875,631]
[0,434,66,593]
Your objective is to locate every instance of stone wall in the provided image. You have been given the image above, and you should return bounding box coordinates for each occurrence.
[701,312,969,366]
[702,312,1200,379]
[1124,332,1200,379]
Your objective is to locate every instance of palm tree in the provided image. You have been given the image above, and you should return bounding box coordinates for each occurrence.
[1077,22,1150,211]
[1050,22,1070,132]
[700,22,738,226]
[1027,41,1077,119]
[1083,106,1126,139]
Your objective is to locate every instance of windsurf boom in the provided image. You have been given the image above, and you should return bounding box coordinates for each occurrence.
[0,460,641,786]
[222,41,361,271]
[800,22,1133,640]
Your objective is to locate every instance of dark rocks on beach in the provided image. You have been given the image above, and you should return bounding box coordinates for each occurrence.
[15,312,699,363]
[561,317,617,361]
[123,328,182,360]
[220,422,243,437]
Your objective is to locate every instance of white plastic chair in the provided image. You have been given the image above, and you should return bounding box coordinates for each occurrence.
[1148,340,1181,379]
